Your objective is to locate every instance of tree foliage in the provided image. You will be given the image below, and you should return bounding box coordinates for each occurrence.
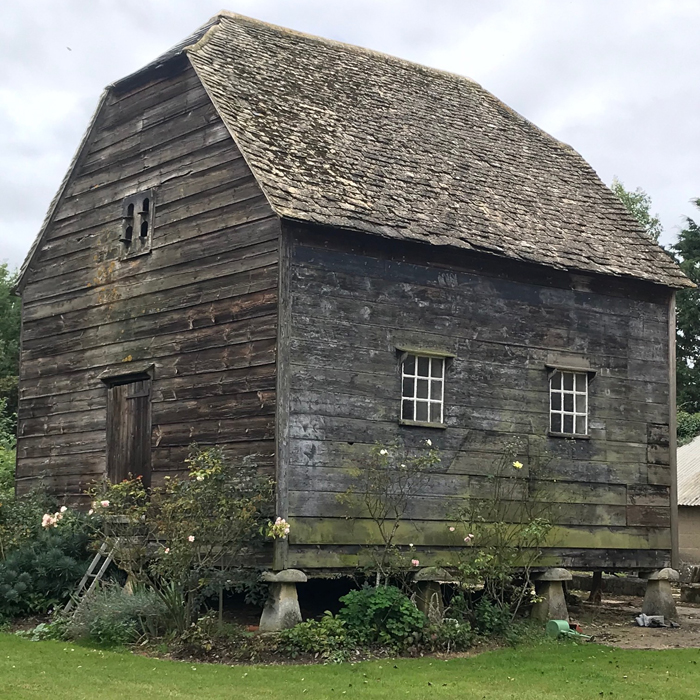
[611,177,663,242]
[0,265,20,430]
[671,199,700,412]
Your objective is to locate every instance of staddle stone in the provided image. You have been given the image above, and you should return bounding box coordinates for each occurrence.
[642,569,678,620]
[531,568,572,622]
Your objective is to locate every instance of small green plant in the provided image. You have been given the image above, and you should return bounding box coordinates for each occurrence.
[16,618,70,642]
[421,618,473,653]
[177,611,219,654]
[66,585,168,646]
[175,610,259,660]
[472,597,511,637]
[338,585,425,650]
[280,612,350,662]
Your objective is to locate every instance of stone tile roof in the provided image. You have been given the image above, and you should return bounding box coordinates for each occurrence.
[184,13,689,289]
[679,436,700,507]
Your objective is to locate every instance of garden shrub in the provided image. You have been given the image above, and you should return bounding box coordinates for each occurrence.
[472,597,512,637]
[0,398,53,561]
[0,437,14,503]
[338,585,425,650]
[421,618,473,653]
[0,518,91,620]
[447,439,554,629]
[177,610,252,656]
[66,585,169,646]
[678,410,700,445]
[341,440,440,587]
[0,488,56,560]
[280,611,350,661]
[88,446,274,633]
[0,397,15,473]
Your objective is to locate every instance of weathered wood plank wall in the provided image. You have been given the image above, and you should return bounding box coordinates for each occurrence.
[283,225,672,570]
[17,65,280,501]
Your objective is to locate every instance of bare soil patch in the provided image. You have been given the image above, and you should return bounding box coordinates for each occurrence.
[569,592,700,649]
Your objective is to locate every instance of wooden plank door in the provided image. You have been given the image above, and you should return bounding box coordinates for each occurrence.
[106,378,152,487]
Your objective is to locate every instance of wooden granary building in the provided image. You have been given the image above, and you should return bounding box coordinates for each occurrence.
[15,13,691,574]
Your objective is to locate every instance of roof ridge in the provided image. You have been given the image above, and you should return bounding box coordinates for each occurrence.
[213,11,483,87]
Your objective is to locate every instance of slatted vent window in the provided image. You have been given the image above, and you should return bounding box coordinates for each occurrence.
[120,189,154,257]
[401,354,445,425]
[550,370,588,436]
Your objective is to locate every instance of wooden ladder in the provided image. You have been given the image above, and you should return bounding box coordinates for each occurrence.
[64,540,118,613]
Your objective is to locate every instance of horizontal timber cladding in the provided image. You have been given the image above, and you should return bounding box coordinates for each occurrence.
[283,224,673,570]
[16,62,280,514]
[285,546,672,572]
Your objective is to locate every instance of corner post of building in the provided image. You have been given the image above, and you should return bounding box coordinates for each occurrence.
[273,223,293,572]
[530,568,572,622]
[669,290,679,570]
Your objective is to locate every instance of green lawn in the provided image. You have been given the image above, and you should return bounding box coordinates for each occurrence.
[1,633,700,699]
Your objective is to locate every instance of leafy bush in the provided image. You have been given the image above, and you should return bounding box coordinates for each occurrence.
[177,610,252,656]
[678,410,700,446]
[422,618,473,653]
[0,521,91,619]
[66,586,168,646]
[472,597,512,637]
[0,396,17,508]
[280,611,350,661]
[338,585,425,650]
[0,488,56,560]
[88,446,274,632]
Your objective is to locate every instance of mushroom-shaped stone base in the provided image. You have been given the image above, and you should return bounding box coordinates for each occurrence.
[259,569,307,632]
[641,568,678,620]
[413,567,456,621]
[530,568,572,622]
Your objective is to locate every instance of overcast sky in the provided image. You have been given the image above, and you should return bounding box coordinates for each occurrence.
[1,0,698,270]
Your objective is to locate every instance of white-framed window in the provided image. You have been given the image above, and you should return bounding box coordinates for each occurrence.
[401,353,445,425]
[549,369,588,436]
